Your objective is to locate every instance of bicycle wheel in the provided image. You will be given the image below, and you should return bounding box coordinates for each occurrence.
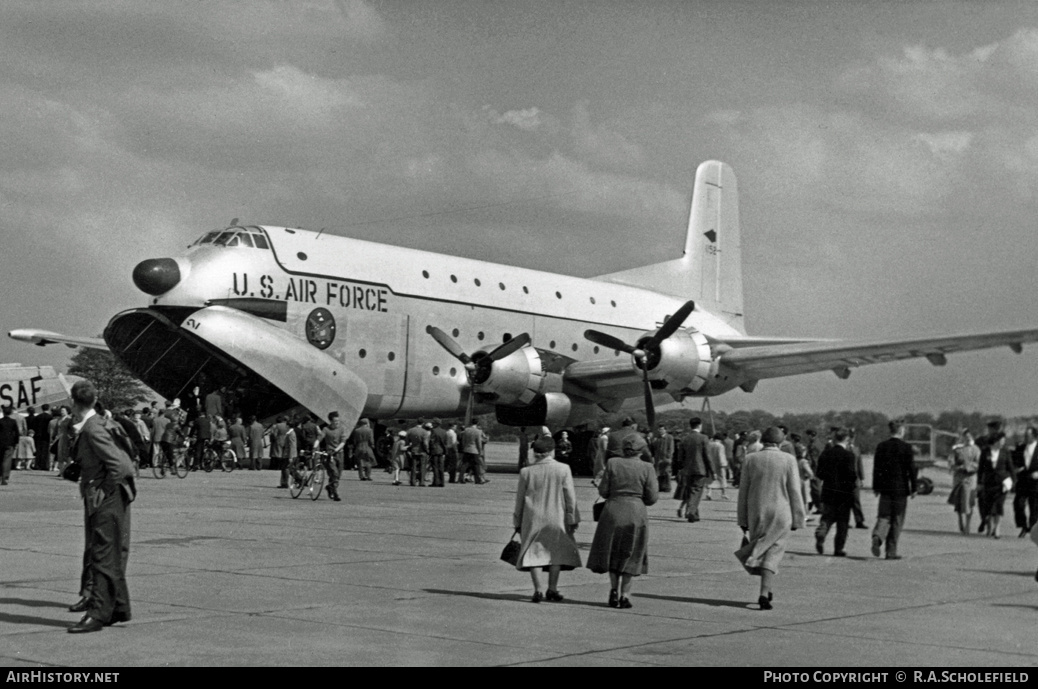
[152,459,166,479]
[174,449,189,478]
[290,469,307,499]
[202,449,216,473]
[220,450,236,472]
[309,465,326,501]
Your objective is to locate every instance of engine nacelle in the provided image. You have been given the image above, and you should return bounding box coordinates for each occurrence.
[647,329,717,393]
[495,392,599,428]
[473,346,546,406]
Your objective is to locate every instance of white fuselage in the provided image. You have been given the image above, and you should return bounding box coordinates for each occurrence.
[152,225,743,418]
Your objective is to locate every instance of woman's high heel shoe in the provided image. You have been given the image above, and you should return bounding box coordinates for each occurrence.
[608,589,619,608]
[758,595,773,610]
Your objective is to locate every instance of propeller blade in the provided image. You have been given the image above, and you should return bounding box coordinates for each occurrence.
[464,386,474,427]
[642,364,655,429]
[647,300,695,347]
[584,329,637,355]
[426,325,472,365]
[486,332,531,362]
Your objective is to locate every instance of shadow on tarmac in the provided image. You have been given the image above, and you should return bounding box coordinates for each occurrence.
[903,528,971,538]
[423,588,610,609]
[0,612,70,628]
[961,568,1037,578]
[0,597,69,610]
[635,592,754,610]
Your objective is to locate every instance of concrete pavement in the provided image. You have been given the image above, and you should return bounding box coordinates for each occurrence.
[1,447,1036,667]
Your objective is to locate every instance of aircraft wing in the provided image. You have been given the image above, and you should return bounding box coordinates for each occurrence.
[8,329,109,351]
[720,328,1038,381]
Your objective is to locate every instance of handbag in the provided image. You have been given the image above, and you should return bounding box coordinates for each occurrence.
[500,529,521,566]
[61,461,81,483]
[592,498,606,522]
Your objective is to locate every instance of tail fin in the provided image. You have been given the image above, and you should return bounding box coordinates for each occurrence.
[594,160,745,333]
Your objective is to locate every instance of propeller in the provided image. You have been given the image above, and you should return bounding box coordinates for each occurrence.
[583,300,696,428]
[426,326,531,425]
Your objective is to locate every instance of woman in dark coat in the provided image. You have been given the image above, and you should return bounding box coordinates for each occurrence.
[977,432,1012,538]
[587,434,659,609]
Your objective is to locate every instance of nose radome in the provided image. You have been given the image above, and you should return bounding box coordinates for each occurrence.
[132,258,181,295]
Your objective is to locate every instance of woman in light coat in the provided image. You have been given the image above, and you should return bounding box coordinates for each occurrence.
[512,436,581,602]
[735,426,806,610]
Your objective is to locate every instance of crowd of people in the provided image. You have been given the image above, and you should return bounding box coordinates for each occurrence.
[508,414,1038,611]
[7,379,1038,632]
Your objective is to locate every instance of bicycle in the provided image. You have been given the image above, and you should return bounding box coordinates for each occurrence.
[289,451,328,501]
[201,439,237,473]
[152,442,190,479]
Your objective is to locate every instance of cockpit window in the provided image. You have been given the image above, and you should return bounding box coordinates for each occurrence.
[212,231,237,246]
[191,227,270,250]
[193,231,220,246]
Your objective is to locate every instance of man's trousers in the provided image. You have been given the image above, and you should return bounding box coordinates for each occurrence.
[872,494,908,557]
[816,500,853,553]
[83,489,131,623]
[409,454,428,486]
[683,475,709,521]
[1012,486,1037,531]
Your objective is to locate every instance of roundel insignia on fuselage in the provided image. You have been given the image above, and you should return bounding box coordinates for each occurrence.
[305,308,336,350]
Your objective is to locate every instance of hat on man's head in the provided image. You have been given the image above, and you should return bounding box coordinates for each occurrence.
[762,426,785,445]
[621,434,648,457]
[422,422,432,430]
[171,398,181,408]
[532,436,555,454]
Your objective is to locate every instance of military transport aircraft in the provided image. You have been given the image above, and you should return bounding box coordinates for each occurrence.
[0,363,77,413]
[10,161,1038,430]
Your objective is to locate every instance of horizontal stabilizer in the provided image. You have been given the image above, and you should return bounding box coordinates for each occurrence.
[8,329,109,350]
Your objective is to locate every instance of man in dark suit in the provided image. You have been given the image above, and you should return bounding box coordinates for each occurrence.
[1012,426,1038,537]
[31,404,53,471]
[814,427,858,556]
[679,417,712,523]
[0,406,19,485]
[848,428,868,529]
[67,380,136,633]
[426,418,448,487]
[349,418,377,482]
[871,419,917,560]
[405,419,430,487]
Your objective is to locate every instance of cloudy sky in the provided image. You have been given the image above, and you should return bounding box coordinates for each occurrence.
[3,1,1038,416]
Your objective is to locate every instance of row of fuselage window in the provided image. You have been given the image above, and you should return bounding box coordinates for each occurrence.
[419,269,619,308]
[353,332,623,375]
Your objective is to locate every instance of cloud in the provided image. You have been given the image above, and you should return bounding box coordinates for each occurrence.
[492,106,543,131]
[915,131,972,159]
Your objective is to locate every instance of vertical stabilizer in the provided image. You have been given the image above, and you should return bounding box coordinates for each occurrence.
[594,160,745,333]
